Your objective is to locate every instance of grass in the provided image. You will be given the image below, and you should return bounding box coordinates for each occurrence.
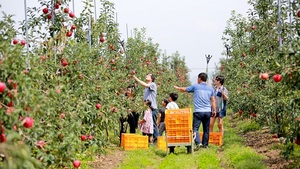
[117,111,267,169]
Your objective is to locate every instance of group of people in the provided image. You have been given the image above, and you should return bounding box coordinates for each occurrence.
[125,72,228,152]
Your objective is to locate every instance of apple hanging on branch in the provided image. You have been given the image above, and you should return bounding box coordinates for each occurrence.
[0,82,6,93]
[260,72,269,80]
[273,74,282,82]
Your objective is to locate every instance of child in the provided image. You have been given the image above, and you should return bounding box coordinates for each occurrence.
[139,100,154,143]
[166,92,179,109]
[165,92,179,153]
[157,98,169,136]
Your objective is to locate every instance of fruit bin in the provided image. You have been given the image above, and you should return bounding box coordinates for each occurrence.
[121,133,148,150]
[199,132,223,146]
[164,108,193,154]
[157,136,167,151]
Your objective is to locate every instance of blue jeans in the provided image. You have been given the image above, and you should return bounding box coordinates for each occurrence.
[152,109,158,143]
[193,111,211,146]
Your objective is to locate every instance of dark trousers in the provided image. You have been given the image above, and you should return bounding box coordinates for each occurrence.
[152,109,158,143]
[127,112,139,133]
[193,111,211,146]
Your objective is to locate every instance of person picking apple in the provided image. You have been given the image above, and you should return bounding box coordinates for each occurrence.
[132,73,158,143]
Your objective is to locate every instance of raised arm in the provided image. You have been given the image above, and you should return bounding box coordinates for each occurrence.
[133,75,150,88]
[174,86,187,92]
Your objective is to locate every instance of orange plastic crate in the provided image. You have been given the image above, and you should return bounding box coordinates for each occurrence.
[157,136,167,151]
[121,134,148,150]
[199,132,223,145]
[166,129,192,143]
[121,133,135,148]
[165,108,192,130]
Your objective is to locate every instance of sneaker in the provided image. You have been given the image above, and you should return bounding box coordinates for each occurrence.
[194,144,201,151]
[201,145,208,149]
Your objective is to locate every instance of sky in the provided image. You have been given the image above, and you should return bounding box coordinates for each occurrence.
[0,0,251,83]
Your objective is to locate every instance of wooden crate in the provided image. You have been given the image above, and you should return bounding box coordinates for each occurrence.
[199,132,223,146]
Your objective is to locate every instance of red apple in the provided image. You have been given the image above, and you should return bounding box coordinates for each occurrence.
[0,134,6,143]
[69,12,75,18]
[20,40,26,46]
[23,70,28,74]
[41,55,47,61]
[78,73,83,79]
[63,8,69,13]
[260,73,269,80]
[59,113,66,119]
[73,160,81,168]
[273,74,282,82]
[47,14,52,20]
[251,25,255,30]
[100,37,105,43]
[110,59,115,64]
[88,135,93,140]
[96,103,101,110]
[12,39,19,45]
[42,8,49,14]
[0,82,6,93]
[81,134,87,141]
[71,25,76,30]
[242,53,246,57]
[23,117,34,128]
[61,60,68,67]
[7,101,14,107]
[66,31,72,37]
[54,3,60,9]
[297,9,300,18]
[131,70,136,75]
[109,45,114,51]
[37,140,46,149]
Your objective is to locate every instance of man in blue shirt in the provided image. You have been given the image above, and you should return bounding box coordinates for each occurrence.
[174,72,216,150]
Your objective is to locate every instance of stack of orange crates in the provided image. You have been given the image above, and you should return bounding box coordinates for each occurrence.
[199,132,223,146]
[121,133,148,150]
[165,108,192,144]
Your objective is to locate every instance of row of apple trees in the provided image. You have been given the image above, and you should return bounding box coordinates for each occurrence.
[0,0,191,168]
[218,0,300,156]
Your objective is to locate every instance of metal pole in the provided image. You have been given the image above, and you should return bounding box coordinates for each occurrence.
[88,15,92,48]
[72,0,75,14]
[72,0,76,38]
[126,23,128,40]
[51,0,56,64]
[278,0,282,50]
[24,0,30,70]
[116,12,118,24]
[94,0,97,20]
[288,0,292,41]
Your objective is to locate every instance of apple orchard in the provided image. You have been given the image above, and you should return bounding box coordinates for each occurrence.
[1,0,300,168]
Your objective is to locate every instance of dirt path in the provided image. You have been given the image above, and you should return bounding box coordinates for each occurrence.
[242,127,297,169]
[89,149,125,169]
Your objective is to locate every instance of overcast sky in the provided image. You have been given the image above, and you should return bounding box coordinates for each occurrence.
[0,0,251,83]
